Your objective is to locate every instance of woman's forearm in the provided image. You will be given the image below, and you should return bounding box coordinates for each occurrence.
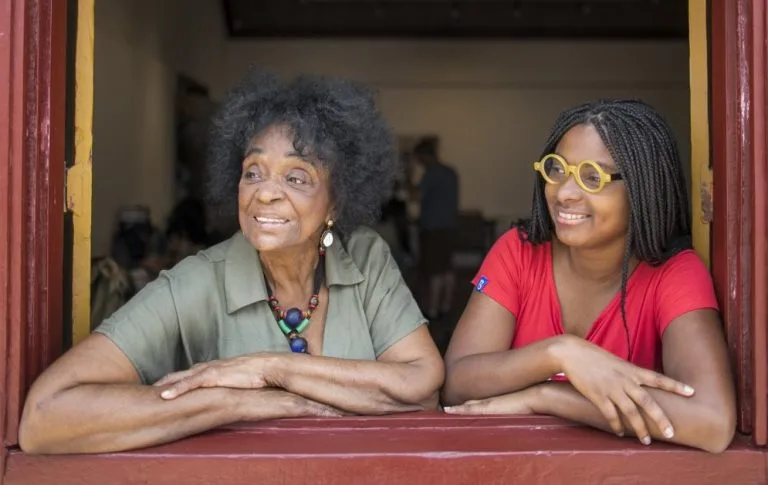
[442,337,563,405]
[270,353,443,415]
[19,384,322,454]
[533,382,736,453]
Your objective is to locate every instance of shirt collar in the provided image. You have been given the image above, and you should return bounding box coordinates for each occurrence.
[225,231,364,314]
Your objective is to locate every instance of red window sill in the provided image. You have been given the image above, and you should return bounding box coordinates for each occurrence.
[5,413,763,485]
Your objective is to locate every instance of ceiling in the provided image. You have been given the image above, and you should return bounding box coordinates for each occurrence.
[222,0,688,39]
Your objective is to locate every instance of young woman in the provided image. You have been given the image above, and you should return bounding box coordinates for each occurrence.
[442,99,736,453]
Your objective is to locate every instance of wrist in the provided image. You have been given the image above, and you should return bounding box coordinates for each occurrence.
[227,388,250,422]
[528,384,550,415]
[262,353,289,388]
[546,334,577,374]
[235,389,306,421]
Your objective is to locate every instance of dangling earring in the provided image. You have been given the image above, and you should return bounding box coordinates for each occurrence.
[320,219,334,252]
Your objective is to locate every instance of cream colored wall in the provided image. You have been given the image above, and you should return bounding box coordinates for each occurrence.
[91,0,177,256]
[92,0,691,254]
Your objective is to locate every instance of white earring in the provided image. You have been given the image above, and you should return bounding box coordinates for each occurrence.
[321,220,334,249]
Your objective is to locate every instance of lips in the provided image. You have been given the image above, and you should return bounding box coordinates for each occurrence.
[554,208,590,225]
[557,211,589,221]
[253,215,289,225]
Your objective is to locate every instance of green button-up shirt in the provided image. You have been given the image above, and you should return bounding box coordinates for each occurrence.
[95,227,426,384]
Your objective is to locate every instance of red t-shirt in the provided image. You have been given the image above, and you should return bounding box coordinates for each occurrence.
[471,228,719,372]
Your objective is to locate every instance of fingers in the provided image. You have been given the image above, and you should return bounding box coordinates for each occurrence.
[626,386,675,440]
[611,393,651,445]
[160,369,216,399]
[637,369,694,397]
[594,398,624,437]
[154,369,197,387]
[443,400,489,415]
[307,402,345,418]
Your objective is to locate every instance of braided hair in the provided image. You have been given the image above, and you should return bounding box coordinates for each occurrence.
[517,99,691,355]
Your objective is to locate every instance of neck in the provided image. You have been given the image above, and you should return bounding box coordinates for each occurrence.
[555,237,636,285]
[260,241,320,294]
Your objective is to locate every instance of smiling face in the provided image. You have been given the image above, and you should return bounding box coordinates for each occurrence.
[544,123,630,250]
[237,124,333,253]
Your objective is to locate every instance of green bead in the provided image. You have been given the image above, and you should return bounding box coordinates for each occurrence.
[278,319,291,335]
[296,318,310,333]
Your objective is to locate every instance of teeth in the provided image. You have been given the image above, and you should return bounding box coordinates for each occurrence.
[256,217,287,224]
[559,212,588,220]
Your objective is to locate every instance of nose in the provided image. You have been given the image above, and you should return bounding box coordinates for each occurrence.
[555,173,584,204]
[256,179,285,204]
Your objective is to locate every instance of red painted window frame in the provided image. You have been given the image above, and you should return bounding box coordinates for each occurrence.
[1,0,767,483]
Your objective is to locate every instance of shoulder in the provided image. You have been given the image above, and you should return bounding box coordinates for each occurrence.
[641,250,719,333]
[196,234,237,263]
[490,227,543,262]
[647,249,713,285]
[344,226,394,269]
[160,234,236,293]
[480,227,550,282]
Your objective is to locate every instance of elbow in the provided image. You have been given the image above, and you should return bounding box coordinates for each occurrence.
[18,400,47,454]
[440,384,461,407]
[18,389,66,455]
[698,404,737,454]
[398,359,445,410]
[440,362,469,406]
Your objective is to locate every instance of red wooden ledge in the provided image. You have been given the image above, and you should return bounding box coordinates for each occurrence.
[5,414,765,484]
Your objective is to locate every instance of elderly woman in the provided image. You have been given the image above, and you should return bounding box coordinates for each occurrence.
[19,70,444,454]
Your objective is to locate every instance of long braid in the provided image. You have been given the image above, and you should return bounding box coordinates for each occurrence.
[519,99,691,357]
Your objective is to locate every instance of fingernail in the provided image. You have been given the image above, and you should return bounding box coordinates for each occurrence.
[442,406,453,413]
[642,436,651,445]
[664,427,674,438]
[161,390,173,399]
[684,386,695,395]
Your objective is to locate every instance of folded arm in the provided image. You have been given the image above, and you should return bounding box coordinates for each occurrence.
[447,309,736,453]
[532,310,736,453]
[272,325,443,413]
[160,325,444,415]
[19,334,339,454]
[443,292,561,405]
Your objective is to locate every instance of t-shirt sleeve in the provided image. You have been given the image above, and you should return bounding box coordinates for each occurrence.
[655,250,720,335]
[359,234,427,357]
[471,229,523,317]
[93,273,183,384]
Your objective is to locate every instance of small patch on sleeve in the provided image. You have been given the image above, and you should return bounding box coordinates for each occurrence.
[475,276,489,292]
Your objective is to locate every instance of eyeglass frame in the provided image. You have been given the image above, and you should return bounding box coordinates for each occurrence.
[532,153,623,194]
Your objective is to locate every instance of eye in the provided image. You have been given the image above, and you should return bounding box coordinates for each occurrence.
[242,166,261,182]
[286,170,310,186]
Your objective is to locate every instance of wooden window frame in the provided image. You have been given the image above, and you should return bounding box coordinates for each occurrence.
[0,0,66,479]
[2,0,768,483]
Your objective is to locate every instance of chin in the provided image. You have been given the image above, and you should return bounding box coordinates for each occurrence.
[241,230,286,251]
[553,223,594,248]
[555,233,590,249]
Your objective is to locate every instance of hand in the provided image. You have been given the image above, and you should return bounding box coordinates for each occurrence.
[442,387,538,415]
[238,389,347,421]
[154,354,279,399]
[554,335,694,444]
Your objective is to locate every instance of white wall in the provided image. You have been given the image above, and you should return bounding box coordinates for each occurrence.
[92,0,691,254]
[92,0,178,256]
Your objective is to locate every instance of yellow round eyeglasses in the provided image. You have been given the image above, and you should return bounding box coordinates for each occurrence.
[533,153,623,194]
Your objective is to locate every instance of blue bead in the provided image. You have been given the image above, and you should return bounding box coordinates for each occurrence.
[290,337,308,353]
[284,308,303,329]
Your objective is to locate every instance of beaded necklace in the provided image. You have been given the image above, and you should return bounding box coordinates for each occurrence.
[263,250,325,354]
